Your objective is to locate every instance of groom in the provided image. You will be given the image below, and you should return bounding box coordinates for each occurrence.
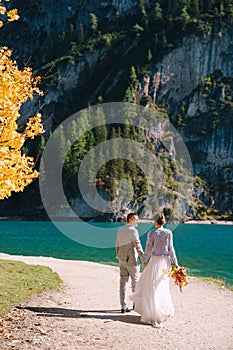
[116,212,144,313]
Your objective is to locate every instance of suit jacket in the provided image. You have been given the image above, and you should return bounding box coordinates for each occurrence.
[116,224,144,266]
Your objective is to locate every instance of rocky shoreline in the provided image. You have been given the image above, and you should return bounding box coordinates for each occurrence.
[0,216,233,225]
[183,220,233,225]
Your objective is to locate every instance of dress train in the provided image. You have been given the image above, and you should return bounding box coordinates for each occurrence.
[130,255,174,324]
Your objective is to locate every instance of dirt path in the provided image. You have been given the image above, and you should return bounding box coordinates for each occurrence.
[0,254,232,350]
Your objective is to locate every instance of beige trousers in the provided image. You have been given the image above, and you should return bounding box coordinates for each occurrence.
[119,260,140,308]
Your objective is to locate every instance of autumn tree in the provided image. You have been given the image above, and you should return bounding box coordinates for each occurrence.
[0,0,19,28]
[0,0,44,199]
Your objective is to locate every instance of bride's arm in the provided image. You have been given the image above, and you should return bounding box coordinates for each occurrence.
[141,230,154,263]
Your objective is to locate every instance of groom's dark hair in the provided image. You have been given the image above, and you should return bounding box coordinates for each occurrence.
[126,212,138,223]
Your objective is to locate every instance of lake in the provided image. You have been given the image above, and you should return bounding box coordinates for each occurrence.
[0,221,232,287]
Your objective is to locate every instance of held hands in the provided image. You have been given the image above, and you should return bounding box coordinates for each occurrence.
[142,261,147,268]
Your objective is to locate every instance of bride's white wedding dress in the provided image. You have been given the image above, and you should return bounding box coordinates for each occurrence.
[130,255,174,325]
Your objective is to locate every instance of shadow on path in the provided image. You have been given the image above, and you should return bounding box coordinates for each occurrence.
[16,306,143,325]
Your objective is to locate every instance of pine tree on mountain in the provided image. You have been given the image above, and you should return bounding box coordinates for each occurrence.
[93,107,108,144]
[190,0,200,16]
[154,2,163,21]
[180,6,191,25]
[225,3,233,22]
[78,23,84,43]
[53,125,67,167]
[89,12,98,35]
[130,66,139,89]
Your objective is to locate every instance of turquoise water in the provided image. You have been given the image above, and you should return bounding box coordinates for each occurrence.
[0,221,232,287]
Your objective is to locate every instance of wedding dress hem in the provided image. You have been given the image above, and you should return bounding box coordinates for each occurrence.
[130,255,174,325]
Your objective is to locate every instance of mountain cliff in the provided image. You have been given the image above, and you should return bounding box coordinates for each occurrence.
[1,0,233,220]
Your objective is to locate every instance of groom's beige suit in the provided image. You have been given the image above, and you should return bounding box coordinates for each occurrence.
[116,223,144,310]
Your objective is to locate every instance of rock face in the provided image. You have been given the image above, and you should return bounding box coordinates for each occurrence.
[148,26,233,211]
[2,1,233,214]
[151,27,233,102]
[150,27,233,112]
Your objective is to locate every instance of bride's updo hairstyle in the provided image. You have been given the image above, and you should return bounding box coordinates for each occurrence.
[154,213,165,226]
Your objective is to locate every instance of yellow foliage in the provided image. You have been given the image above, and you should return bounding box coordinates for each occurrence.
[0,6,6,15]
[7,8,19,22]
[0,0,44,200]
[0,45,44,199]
[0,0,19,26]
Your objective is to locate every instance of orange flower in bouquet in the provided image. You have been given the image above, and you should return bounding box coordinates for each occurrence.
[163,264,189,292]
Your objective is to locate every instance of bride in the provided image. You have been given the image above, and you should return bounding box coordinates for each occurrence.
[130,213,178,328]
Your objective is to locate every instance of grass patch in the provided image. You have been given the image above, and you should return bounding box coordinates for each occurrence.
[0,259,62,316]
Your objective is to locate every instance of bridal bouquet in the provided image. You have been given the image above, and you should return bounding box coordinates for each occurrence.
[163,264,189,292]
